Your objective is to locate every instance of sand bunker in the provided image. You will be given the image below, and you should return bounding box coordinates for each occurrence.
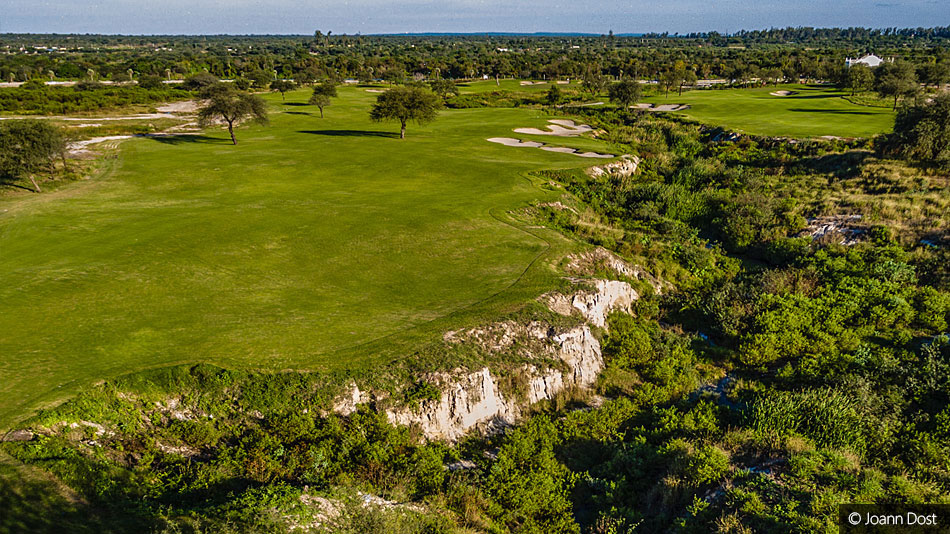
[519,81,547,86]
[632,103,690,112]
[514,119,593,137]
[487,137,613,158]
[770,90,798,96]
[365,89,385,93]
[486,137,544,148]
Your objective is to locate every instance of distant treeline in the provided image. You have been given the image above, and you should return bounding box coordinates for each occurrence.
[0,27,948,88]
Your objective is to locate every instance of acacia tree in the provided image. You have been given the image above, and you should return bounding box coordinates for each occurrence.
[876,61,920,110]
[886,93,950,169]
[847,64,874,95]
[0,119,66,192]
[369,86,441,139]
[270,80,296,100]
[608,79,642,107]
[308,81,338,118]
[429,79,458,100]
[198,84,269,145]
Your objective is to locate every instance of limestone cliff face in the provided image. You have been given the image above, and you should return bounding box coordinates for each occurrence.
[334,252,648,441]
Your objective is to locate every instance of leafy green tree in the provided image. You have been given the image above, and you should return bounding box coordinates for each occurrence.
[875,61,920,110]
[545,85,562,105]
[369,86,441,139]
[886,93,950,168]
[270,79,296,100]
[138,74,164,89]
[428,79,458,100]
[198,84,269,145]
[182,72,218,91]
[582,65,607,95]
[846,64,874,95]
[921,62,950,88]
[248,69,272,89]
[307,81,338,118]
[608,79,642,107]
[0,119,66,192]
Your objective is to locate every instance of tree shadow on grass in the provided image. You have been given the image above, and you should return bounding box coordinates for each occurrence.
[285,111,312,116]
[298,129,399,138]
[282,102,309,107]
[788,108,878,115]
[144,134,231,145]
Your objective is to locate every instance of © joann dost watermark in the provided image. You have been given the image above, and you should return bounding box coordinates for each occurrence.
[839,504,950,533]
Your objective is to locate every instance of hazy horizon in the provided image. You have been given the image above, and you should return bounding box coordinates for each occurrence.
[1,0,946,36]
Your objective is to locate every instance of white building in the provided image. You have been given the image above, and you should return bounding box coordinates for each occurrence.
[846,54,886,68]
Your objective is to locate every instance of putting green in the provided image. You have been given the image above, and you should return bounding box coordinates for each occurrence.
[0,87,611,426]
[643,84,895,138]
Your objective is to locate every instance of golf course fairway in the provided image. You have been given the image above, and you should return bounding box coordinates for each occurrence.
[0,87,611,426]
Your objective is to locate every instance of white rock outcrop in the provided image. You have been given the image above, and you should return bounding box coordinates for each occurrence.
[588,155,640,178]
[332,260,648,441]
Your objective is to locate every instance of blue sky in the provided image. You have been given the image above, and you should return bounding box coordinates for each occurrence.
[1,0,946,34]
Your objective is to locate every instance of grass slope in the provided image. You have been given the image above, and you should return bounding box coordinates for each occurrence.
[0,87,611,427]
[643,84,895,138]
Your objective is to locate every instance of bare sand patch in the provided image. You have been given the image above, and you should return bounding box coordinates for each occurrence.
[540,146,579,153]
[519,81,547,86]
[770,90,798,96]
[365,89,385,93]
[156,100,200,113]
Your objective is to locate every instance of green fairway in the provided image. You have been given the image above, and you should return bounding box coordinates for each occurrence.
[0,87,610,426]
[643,84,895,138]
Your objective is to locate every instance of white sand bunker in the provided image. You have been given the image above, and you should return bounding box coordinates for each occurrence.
[487,137,544,147]
[632,103,691,112]
[365,89,385,93]
[487,137,613,158]
[520,81,547,86]
[514,119,593,137]
[770,90,798,96]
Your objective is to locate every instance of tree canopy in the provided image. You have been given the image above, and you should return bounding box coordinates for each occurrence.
[608,79,643,107]
[887,93,950,169]
[307,81,338,118]
[0,119,65,192]
[197,83,268,145]
[369,86,442,139]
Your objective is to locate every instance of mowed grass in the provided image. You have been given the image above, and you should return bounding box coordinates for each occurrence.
[643,84,895,138]
[0,87,610,426]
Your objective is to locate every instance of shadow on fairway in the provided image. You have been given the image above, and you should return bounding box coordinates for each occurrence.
[144,135,230,145]
[282,102,309,107]
[789,108,878,115]
[285,111,312,116]
[299,129,400,138]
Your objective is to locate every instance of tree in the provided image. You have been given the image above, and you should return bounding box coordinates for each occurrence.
[0,120,66,192]
[660,69,682,97]
[678,69,697,95]
[198,84,269,145]
[886,93,950,169]
[581,66,607,95]
[608,79,642,107]
[248,69,272,89]
[545,85,562,105]
[876,61,920,110]
[138,74,165,90]
[369,86,441,139]
[308,81,338,118]
[921,63,950,88]
[183,72,219,91]
[429,79,458,100]
[846,64,874,95]
[270,80,296,100]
